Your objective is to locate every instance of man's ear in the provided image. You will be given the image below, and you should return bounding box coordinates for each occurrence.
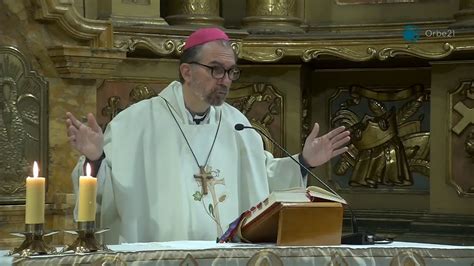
[180,64,192,82]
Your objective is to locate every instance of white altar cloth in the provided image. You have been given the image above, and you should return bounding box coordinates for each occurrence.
[2,241,474,265]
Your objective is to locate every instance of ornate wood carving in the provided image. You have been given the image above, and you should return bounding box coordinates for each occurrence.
[227,83,284,157]
[449,81,474,197]
[165,0,223,26]
[330,85,430,191]
[0,46,48,203]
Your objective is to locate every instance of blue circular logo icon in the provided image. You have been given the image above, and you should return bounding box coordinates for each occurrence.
[403,25,420,42]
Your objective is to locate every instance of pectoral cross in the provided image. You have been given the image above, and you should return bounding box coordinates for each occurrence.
[194,166,214,195]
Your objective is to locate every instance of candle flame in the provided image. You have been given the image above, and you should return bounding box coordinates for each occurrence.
[33,161,39,178]
[86,163,92,176]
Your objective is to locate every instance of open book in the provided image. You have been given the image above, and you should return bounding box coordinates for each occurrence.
[243,186,346,226]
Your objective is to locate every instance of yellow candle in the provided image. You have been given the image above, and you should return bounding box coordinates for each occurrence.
[77,163,97,222]
[25,161,45,224]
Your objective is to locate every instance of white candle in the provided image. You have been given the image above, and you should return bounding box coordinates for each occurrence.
[25,162,45,224]
[77,163,97,222]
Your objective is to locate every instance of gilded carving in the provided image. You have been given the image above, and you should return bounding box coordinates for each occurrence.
[378,43,455,60]
[302,47,378,62]
[448,81,474,196]
[302,43,456,62]
[101,84,157,124]
[0,46,48,201]
[114,37,181,57]
[115,35,239,57]
[129,84,157,103]
[331,85,430,189]
[241,48,285,63]
[242,0,302,33]
[169,0,219,15]
[165,0,223,26]
[227,83,284,156]
[101,96,124,124]
[246,0,297,17]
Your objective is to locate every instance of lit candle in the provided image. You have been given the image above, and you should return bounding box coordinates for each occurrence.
[77,163,97,222]
[25,161,45,224]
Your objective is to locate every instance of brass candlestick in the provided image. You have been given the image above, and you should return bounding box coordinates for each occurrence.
[9,224,58,257]
[62,221,110,253]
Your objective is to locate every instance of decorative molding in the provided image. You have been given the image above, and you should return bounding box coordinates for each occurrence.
[302,43,458,62]
[302,47,377,62]
[35,0,113,48]
[114,36,182,57]
[114,34,243,58]
[240,48,285,62]
[378,43,455,60]
[48,46,125,79]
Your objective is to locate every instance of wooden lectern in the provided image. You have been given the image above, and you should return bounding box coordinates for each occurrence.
[241,202,343,246]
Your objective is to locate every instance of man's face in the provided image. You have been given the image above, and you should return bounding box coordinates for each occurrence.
[187,41,236,106]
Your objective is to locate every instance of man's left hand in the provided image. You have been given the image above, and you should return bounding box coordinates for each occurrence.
[301,123,351,167]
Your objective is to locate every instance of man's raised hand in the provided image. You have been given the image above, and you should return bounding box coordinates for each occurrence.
[66,112,104,160]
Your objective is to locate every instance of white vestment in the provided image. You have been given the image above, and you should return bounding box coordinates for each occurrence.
[71,81,305,244]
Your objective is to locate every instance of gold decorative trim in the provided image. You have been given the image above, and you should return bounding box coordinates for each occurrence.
[302,43,457,62]
[241,48,285,62]
[35,0,113,48]
[302,47,377,62]
[378,43,455,60]
[114,37,182,56]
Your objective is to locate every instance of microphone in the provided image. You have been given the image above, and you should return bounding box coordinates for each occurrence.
[234,123,375,245]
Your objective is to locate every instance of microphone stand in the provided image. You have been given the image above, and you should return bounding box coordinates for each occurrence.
[234,124,375,245]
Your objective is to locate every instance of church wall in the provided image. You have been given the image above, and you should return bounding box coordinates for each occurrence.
[0,0,473,248]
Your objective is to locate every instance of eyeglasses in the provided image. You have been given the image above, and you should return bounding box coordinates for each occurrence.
[188,62,241,81]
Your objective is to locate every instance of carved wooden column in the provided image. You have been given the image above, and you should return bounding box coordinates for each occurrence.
[452,0,474,28]
[242,0,303,33]
[165,0,223,26]
[97,0,167,27]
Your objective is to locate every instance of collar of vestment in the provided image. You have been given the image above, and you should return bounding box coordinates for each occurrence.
[158,81,220,125]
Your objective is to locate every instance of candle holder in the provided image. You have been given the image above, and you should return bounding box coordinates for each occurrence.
[62,221,110,253]
[8,224,58,257]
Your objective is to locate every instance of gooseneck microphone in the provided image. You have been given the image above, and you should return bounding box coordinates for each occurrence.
[234,123,376,245]
[235,124,344,201]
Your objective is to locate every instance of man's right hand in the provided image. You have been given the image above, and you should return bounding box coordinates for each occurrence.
[66,112,104,161]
